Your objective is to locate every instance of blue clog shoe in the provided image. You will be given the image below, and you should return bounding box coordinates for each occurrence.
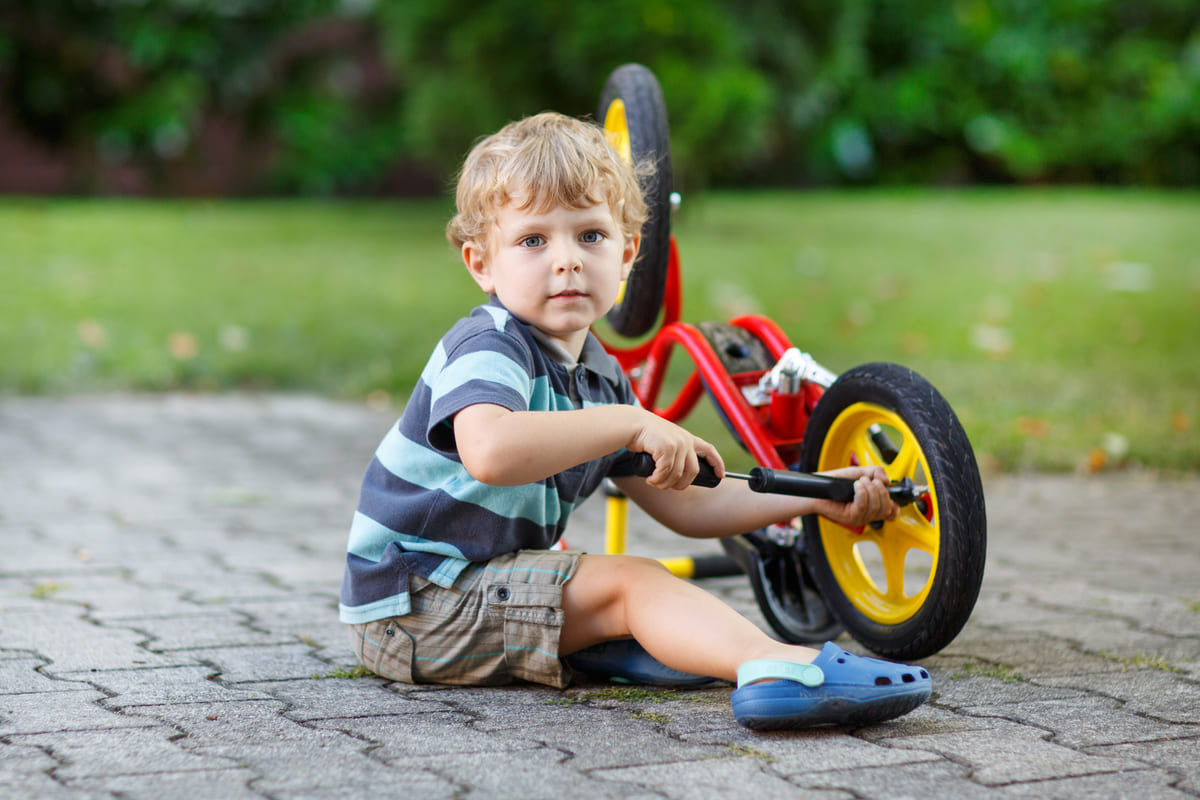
[566,638,718,687]
[731,641,930,730]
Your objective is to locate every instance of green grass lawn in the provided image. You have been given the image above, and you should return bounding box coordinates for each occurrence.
[2,189,1197,473]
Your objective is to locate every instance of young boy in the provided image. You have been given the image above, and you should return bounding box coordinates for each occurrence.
[340,112,931,729]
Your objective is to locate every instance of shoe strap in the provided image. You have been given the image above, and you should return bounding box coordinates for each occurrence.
[737,659,825,689]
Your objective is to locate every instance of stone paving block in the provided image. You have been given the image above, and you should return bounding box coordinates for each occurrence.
[310,710,543,759]
[0,741,104,800]
[1009,616,1198,664]
[1037,669,1200,724]
[0,657,91,694]
[472,697,732,769]
[243,558,344,595]
[0,534,109,580]
[238,677,447,721]
[966,587,1074,628]
[0,575,50,613]
[1,572,201,622]
[66,768,265,800]
[938,635,1125,678]
[1018,582,1200,638]
[0,689,156,735]
[968,694,1200,748]
[784,759,1001,800]
[561,684,739,736]
[73,665,272,709]
[222,596,347,652]
[12,726,241,782]
[172,528,331,585]
[855,705,999,741]
[595,752,857,800]
[878,718,1145,785]
[122,560,293,604]
[429,682,739,739]
[184,568,314,604]
[62,579,210,622]
[185,643,340,683]
[925,668,1087,709]
[393,747,669,800]
[121,610,290,651]
[251,759,456,800]
[31,519,185,572]
[991,768,1195,799]
[4,608,197,674]
[1083,736,1200,795]
[686,724,941,775]
[121,698,319,745]
[123,698,456,799]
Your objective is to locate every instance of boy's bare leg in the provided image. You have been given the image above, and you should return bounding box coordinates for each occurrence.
[560,553,822,682]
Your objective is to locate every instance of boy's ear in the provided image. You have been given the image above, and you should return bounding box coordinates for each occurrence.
[620,234,641,282]
[462,240,494,293]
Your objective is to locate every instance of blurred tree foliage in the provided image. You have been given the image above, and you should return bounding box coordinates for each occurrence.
[1,0,1198,193]
[0,0,401,193]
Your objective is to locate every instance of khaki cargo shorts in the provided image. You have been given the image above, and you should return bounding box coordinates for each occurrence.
[347,549,581,689]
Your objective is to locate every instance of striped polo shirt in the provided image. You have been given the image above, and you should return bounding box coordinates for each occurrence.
[339,298,641,625]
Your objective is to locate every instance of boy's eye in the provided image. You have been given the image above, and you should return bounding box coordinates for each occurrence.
[580,230,604,244]
[520,235,544,248]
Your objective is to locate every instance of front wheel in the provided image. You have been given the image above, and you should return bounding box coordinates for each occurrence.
[801,362,986,660]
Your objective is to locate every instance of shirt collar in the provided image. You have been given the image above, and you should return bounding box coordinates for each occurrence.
[485,295,624,385]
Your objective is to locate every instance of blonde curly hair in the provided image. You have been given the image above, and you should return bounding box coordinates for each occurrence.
[446,112,650,252]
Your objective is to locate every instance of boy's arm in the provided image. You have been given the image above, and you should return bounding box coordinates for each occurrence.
[453,402,725,490]
[612,465,898,539]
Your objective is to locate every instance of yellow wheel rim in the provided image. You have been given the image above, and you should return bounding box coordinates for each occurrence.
[814,402,940,624]
[603,98,632,163]
[602,98,632,304]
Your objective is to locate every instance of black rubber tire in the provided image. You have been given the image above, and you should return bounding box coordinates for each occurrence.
[800,363,987,661]
[720,530,843,644]
[598,63,672,338]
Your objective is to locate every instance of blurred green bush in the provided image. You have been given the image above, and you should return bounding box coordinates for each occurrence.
[1,0,1197,193]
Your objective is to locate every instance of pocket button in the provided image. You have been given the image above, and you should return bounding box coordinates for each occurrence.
[495,587,511,601]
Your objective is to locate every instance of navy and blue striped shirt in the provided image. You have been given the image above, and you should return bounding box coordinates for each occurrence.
[339,299,640,625]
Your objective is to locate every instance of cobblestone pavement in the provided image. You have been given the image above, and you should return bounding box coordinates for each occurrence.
[2,394,1198,799]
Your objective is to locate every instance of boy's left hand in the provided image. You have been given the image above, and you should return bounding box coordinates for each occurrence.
[813,466,899,528]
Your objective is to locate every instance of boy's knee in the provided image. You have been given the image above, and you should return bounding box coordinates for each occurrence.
[570,554,671,602]
[606,554,672,582]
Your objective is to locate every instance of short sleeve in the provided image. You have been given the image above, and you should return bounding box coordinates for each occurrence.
[425,328,536,453]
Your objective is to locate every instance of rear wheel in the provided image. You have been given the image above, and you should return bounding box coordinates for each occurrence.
[721,527,843,644]
[800,362,986,660]
[707,321,842,643]
[598,63,672,338]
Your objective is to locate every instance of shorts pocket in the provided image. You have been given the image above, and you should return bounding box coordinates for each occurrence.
[350,619,415,684]
[488,583,569,688]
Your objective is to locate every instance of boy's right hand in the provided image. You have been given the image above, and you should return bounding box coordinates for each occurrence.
[630,411,725,491]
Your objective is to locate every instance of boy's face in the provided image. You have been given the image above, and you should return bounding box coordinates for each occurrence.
[462,199,639,358]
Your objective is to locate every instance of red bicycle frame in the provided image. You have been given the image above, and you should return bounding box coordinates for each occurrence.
[599,236,825,470]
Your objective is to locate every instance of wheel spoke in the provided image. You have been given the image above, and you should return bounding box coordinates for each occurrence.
[890,436,922,480]
[890,511,938,555]
[850,428,885,468]
[878,535,910,601]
